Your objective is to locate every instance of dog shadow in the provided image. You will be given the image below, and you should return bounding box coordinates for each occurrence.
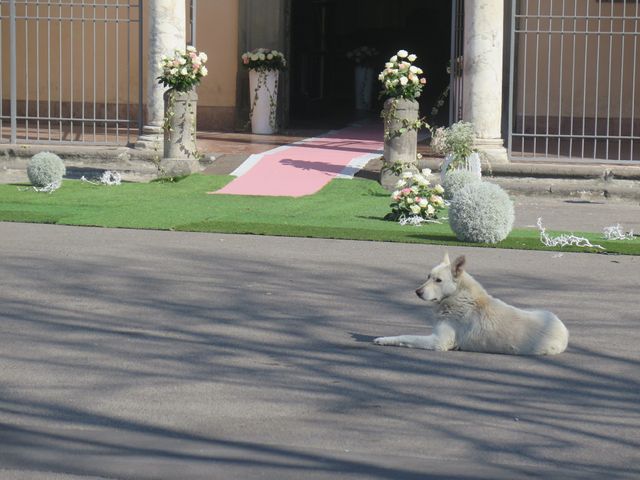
[350,332,377,343]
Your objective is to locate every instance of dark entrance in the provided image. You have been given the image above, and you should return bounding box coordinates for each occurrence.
[289,0,453,129]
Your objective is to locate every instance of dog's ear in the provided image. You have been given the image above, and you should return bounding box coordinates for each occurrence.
[452,255,466,278]
[442,252,451,265]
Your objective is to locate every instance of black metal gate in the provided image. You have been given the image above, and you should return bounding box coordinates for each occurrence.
[0,0,143,145]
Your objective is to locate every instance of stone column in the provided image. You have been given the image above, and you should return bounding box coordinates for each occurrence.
[136,0,187,149]
[463,0,509,163]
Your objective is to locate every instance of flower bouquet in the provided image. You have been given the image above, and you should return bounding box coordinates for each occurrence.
[158,46,208,92]
[378,49,427,100]
[241,48,287,134]
[387,169,445,223]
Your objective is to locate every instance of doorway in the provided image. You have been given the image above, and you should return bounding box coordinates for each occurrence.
[288,0,453,129]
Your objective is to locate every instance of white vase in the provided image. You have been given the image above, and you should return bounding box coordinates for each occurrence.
[249,69,279,134]
[440,152,482,182]
[354,65,374,110]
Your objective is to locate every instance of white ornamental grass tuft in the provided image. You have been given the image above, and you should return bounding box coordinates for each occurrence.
[442,169,481,200]
[449,182,514,243]
[27,151,66,188]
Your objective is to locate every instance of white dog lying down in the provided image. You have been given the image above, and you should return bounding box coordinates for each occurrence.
[374,253,569,355]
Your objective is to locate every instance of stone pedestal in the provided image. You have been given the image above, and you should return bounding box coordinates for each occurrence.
[463,0,509,164]
[381,98,419,190]
[136,0,186,150]
[160,89,200,177]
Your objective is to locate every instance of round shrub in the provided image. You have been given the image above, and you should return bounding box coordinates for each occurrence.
[27,152,66,187]
[441,169,481,200]
[449,182,514,244]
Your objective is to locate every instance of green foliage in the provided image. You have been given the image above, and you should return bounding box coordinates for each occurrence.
[442,169,481,201]
[449,182,514,244]
[27,152,66,187]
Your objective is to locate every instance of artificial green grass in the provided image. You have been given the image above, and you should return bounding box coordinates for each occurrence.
[0,174,638,255]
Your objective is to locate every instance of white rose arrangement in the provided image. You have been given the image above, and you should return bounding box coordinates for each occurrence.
[158,46,208,92]
[387,169,445,221]
[241,48,287,71]
[378,50,426,100]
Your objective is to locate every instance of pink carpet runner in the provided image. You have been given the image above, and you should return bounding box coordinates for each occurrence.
[214,123,383,197]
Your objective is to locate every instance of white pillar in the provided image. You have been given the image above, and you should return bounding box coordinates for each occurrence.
[136,0,186,149]
[463,0,509,163]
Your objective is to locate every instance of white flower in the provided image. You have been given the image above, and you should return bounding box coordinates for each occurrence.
[390,55,398,62]
[430,195,444,206]
[418,199,428,207]
[385,62,393,68]
[250,54,259,61]
[267,53,273,60]
[200,52,208,62]
[178,57,187,65]
[378,73,385,81]
[186,45,196,52]
[180,67,188,75]
[409,65,419,74]
[402,171,413,179]
[410,205,421,214]
[422,168,432,176]
[201,66,208,76]
[426,204,435,215]
[170,68,178,75]
[408,54,417,62]
[434,184,444,194]
[258,53,266,60]
[406,197,414,205]
[399,76,408,86]
[395,179,406,188]
[397,49,408,58]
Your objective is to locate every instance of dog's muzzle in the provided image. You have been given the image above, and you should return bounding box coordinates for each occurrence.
[415,287,425,299]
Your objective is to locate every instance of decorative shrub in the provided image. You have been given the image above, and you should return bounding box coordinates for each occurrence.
[442,169,481,201]
[27,152,66,187]
[449,182,514,244]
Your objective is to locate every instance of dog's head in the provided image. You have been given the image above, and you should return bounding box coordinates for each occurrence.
[415,253,466,303]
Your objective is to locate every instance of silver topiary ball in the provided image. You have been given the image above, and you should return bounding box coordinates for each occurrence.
[442,169,481,200]
[27,151,66,187]
[449,182,514,243]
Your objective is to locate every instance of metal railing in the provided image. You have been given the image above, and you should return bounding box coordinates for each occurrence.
[508,0,640,162]
[449,0,464,125]
[0,0,143,145]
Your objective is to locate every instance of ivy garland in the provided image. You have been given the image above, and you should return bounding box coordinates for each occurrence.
[163,89,203,161]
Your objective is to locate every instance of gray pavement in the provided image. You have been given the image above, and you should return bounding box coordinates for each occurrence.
[1,222,639,479]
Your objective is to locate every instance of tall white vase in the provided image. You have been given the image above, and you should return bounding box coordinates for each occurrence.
[354,65,374,110]
[249,69,279,134]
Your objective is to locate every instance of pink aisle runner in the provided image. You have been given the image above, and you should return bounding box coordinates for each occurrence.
[214,123,383,197]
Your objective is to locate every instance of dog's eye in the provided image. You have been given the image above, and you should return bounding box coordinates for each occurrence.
[427,274,431,279]
[436,278,442,283]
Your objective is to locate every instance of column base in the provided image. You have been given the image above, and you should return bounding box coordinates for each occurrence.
[158,157,202,178]
[475,138,510,165]
[135,125,163,150]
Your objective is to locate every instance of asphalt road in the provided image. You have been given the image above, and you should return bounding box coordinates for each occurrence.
[1,222,639,479]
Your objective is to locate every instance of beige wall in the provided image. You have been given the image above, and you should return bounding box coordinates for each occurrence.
[1,0,239,130]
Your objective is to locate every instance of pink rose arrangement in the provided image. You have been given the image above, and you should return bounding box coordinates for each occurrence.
[157,46,208,92]
[387,169,445,221]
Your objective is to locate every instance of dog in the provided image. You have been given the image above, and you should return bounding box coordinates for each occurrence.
[374,253,568,355]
